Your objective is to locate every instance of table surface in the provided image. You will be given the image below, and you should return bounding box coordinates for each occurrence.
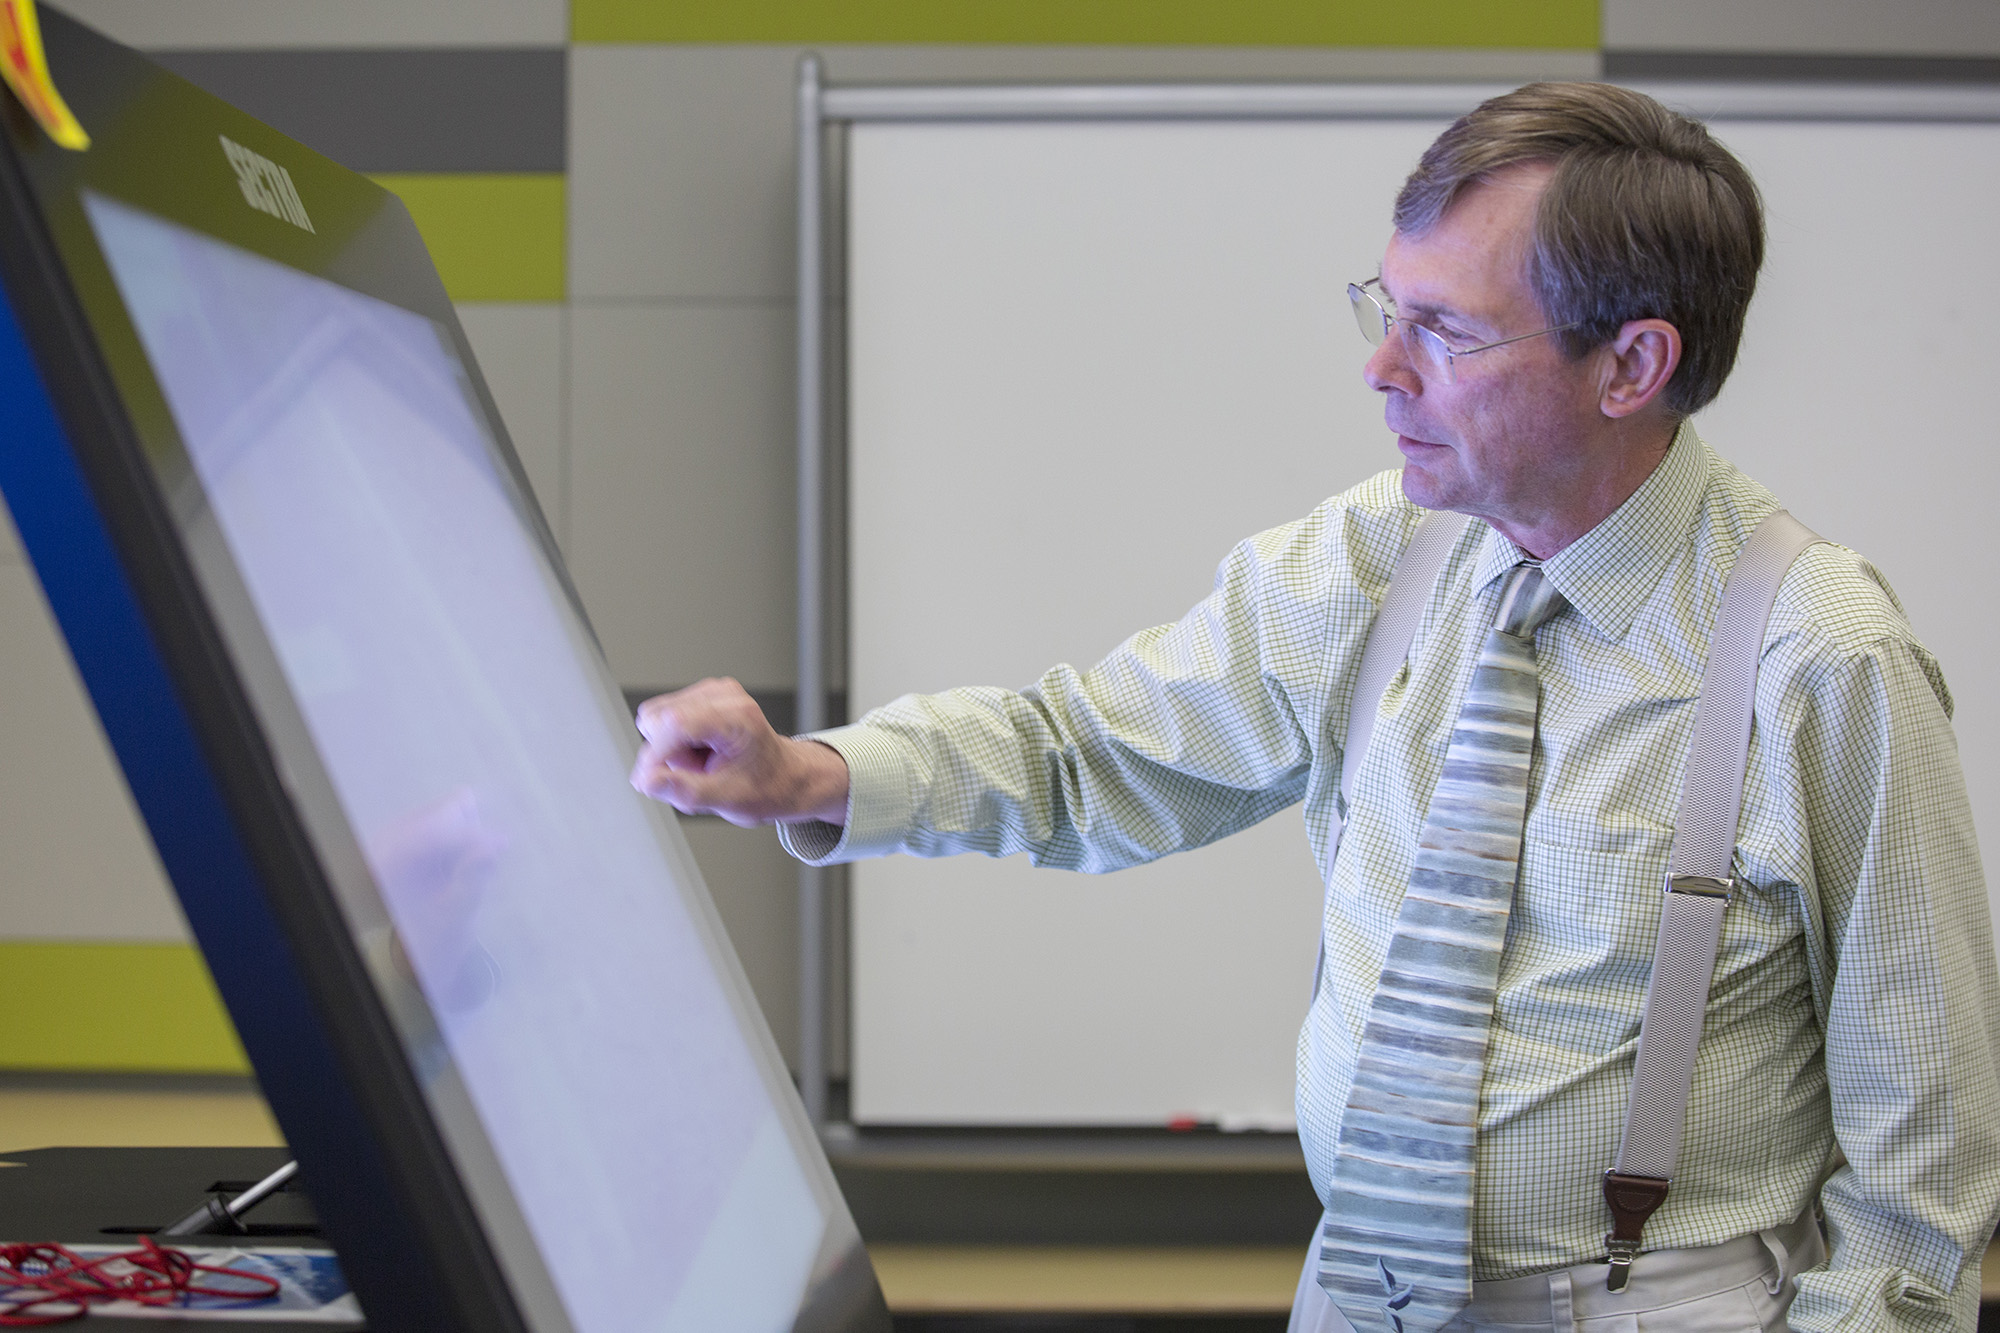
[0,1145,347,1330]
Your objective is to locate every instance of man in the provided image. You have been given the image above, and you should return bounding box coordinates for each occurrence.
[631,83,2000,1333]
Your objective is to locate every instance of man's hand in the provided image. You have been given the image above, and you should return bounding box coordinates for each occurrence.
[630,677,850,829]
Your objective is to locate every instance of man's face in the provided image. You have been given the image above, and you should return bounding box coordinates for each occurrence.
[1367,164,1610,542]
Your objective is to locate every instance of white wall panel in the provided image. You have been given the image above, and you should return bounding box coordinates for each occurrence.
[854,820,1323,1126]
[846,111,2000,1126]
[57,0,566,49]
[1688,119,2000,930]
[848,119,1445,1124]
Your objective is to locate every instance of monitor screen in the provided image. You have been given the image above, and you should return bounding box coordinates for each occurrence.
[77,190,842,1332]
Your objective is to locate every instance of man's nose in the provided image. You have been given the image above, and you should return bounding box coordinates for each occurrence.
[1362,325,1420,395]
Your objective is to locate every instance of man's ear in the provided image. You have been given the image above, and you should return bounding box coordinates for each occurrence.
[1599,319,1682,419]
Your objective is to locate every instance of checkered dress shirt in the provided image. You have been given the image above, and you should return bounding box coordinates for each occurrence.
[783,423,2000,1333]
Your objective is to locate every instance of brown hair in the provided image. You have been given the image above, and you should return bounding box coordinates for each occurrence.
[1394,82,1763,417]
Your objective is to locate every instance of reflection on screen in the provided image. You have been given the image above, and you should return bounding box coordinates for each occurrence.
[86,193,823,1332]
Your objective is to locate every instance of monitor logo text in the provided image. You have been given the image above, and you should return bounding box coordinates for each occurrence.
[219,136,314,234]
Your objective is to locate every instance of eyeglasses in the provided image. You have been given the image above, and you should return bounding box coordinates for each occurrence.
[1348,277,1579,384]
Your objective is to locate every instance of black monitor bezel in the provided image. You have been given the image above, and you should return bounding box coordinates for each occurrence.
[0,12,885,1331]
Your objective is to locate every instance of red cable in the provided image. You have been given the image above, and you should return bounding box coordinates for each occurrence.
[0,1236,281,1325]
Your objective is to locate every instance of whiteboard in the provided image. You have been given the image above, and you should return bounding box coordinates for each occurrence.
[846,111,2000,1126]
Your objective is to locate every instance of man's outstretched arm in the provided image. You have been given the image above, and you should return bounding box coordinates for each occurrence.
[629,476,1421,871]
[629,677,850,828]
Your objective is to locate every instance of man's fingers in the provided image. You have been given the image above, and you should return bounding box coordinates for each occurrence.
[634,678,767,758]
[631,736,717,806]
[628,678,837,826]
[634,692,714,754]
[630,750,778,824]
[630,751,721,814]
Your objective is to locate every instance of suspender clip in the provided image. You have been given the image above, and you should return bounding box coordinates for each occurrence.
[1665,873,1736,901]
[1605,1237,1640,1291]
[1601,1170,1670,1292]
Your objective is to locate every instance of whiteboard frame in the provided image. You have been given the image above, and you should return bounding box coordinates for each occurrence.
[794,63,2000,1130]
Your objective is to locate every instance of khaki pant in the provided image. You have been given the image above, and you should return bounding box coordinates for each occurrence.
[1290,1211,1825,1333]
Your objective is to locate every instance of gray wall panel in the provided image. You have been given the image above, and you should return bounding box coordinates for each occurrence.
[0,563,186,941]
[1605,0,2000,56]
[567,302,795,689]
[568,45,800,303]
[457,302,568,547]
[152,48,565,173]
[566,43,1598,305]
[679,817,800,1070]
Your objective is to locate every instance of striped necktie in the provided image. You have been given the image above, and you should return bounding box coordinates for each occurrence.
[1317,561,1567,1333]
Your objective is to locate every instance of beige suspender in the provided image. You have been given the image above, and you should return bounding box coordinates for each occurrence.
[1336,509,1475,825]
[1332,507,1825,1288]
[1315,509,1472,1004]
[1600,509,1825,1287]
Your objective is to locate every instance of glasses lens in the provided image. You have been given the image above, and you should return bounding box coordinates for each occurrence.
[1348,283,1389,346]
[1406,323,1456,384]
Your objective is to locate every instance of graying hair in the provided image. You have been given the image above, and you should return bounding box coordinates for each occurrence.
[1395,82,1764,417]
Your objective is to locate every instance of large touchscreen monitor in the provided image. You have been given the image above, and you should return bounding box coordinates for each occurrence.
[0,11,887,1331]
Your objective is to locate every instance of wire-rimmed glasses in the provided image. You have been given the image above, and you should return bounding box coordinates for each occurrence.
[1348,277,1579,384]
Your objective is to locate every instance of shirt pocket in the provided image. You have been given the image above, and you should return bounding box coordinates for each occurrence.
[1493,838,1665,1064]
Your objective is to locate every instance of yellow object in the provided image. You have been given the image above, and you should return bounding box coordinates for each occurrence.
[573,0,1598,49]
[0,0,86,150]
[0,941,249,1073]
[0,1083,282,1154]
[370,173,565,303]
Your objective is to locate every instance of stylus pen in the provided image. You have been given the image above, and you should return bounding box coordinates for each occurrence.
[159,1159,299,1238]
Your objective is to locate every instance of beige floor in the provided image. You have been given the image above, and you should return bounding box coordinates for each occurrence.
[1,1082,1995,1315]
[870,1243,1302,1314]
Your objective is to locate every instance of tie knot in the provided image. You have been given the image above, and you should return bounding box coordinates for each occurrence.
[1493,563,1566,638]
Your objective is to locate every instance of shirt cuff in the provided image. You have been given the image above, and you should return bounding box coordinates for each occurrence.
[775,723,920,866]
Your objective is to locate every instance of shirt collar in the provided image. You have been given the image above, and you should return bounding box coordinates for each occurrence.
[1467,419,1711,641]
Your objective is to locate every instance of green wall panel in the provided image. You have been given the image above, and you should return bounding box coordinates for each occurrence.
[370,173,567,303]
[573,0,1599,48]
[0,942,249,1073]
